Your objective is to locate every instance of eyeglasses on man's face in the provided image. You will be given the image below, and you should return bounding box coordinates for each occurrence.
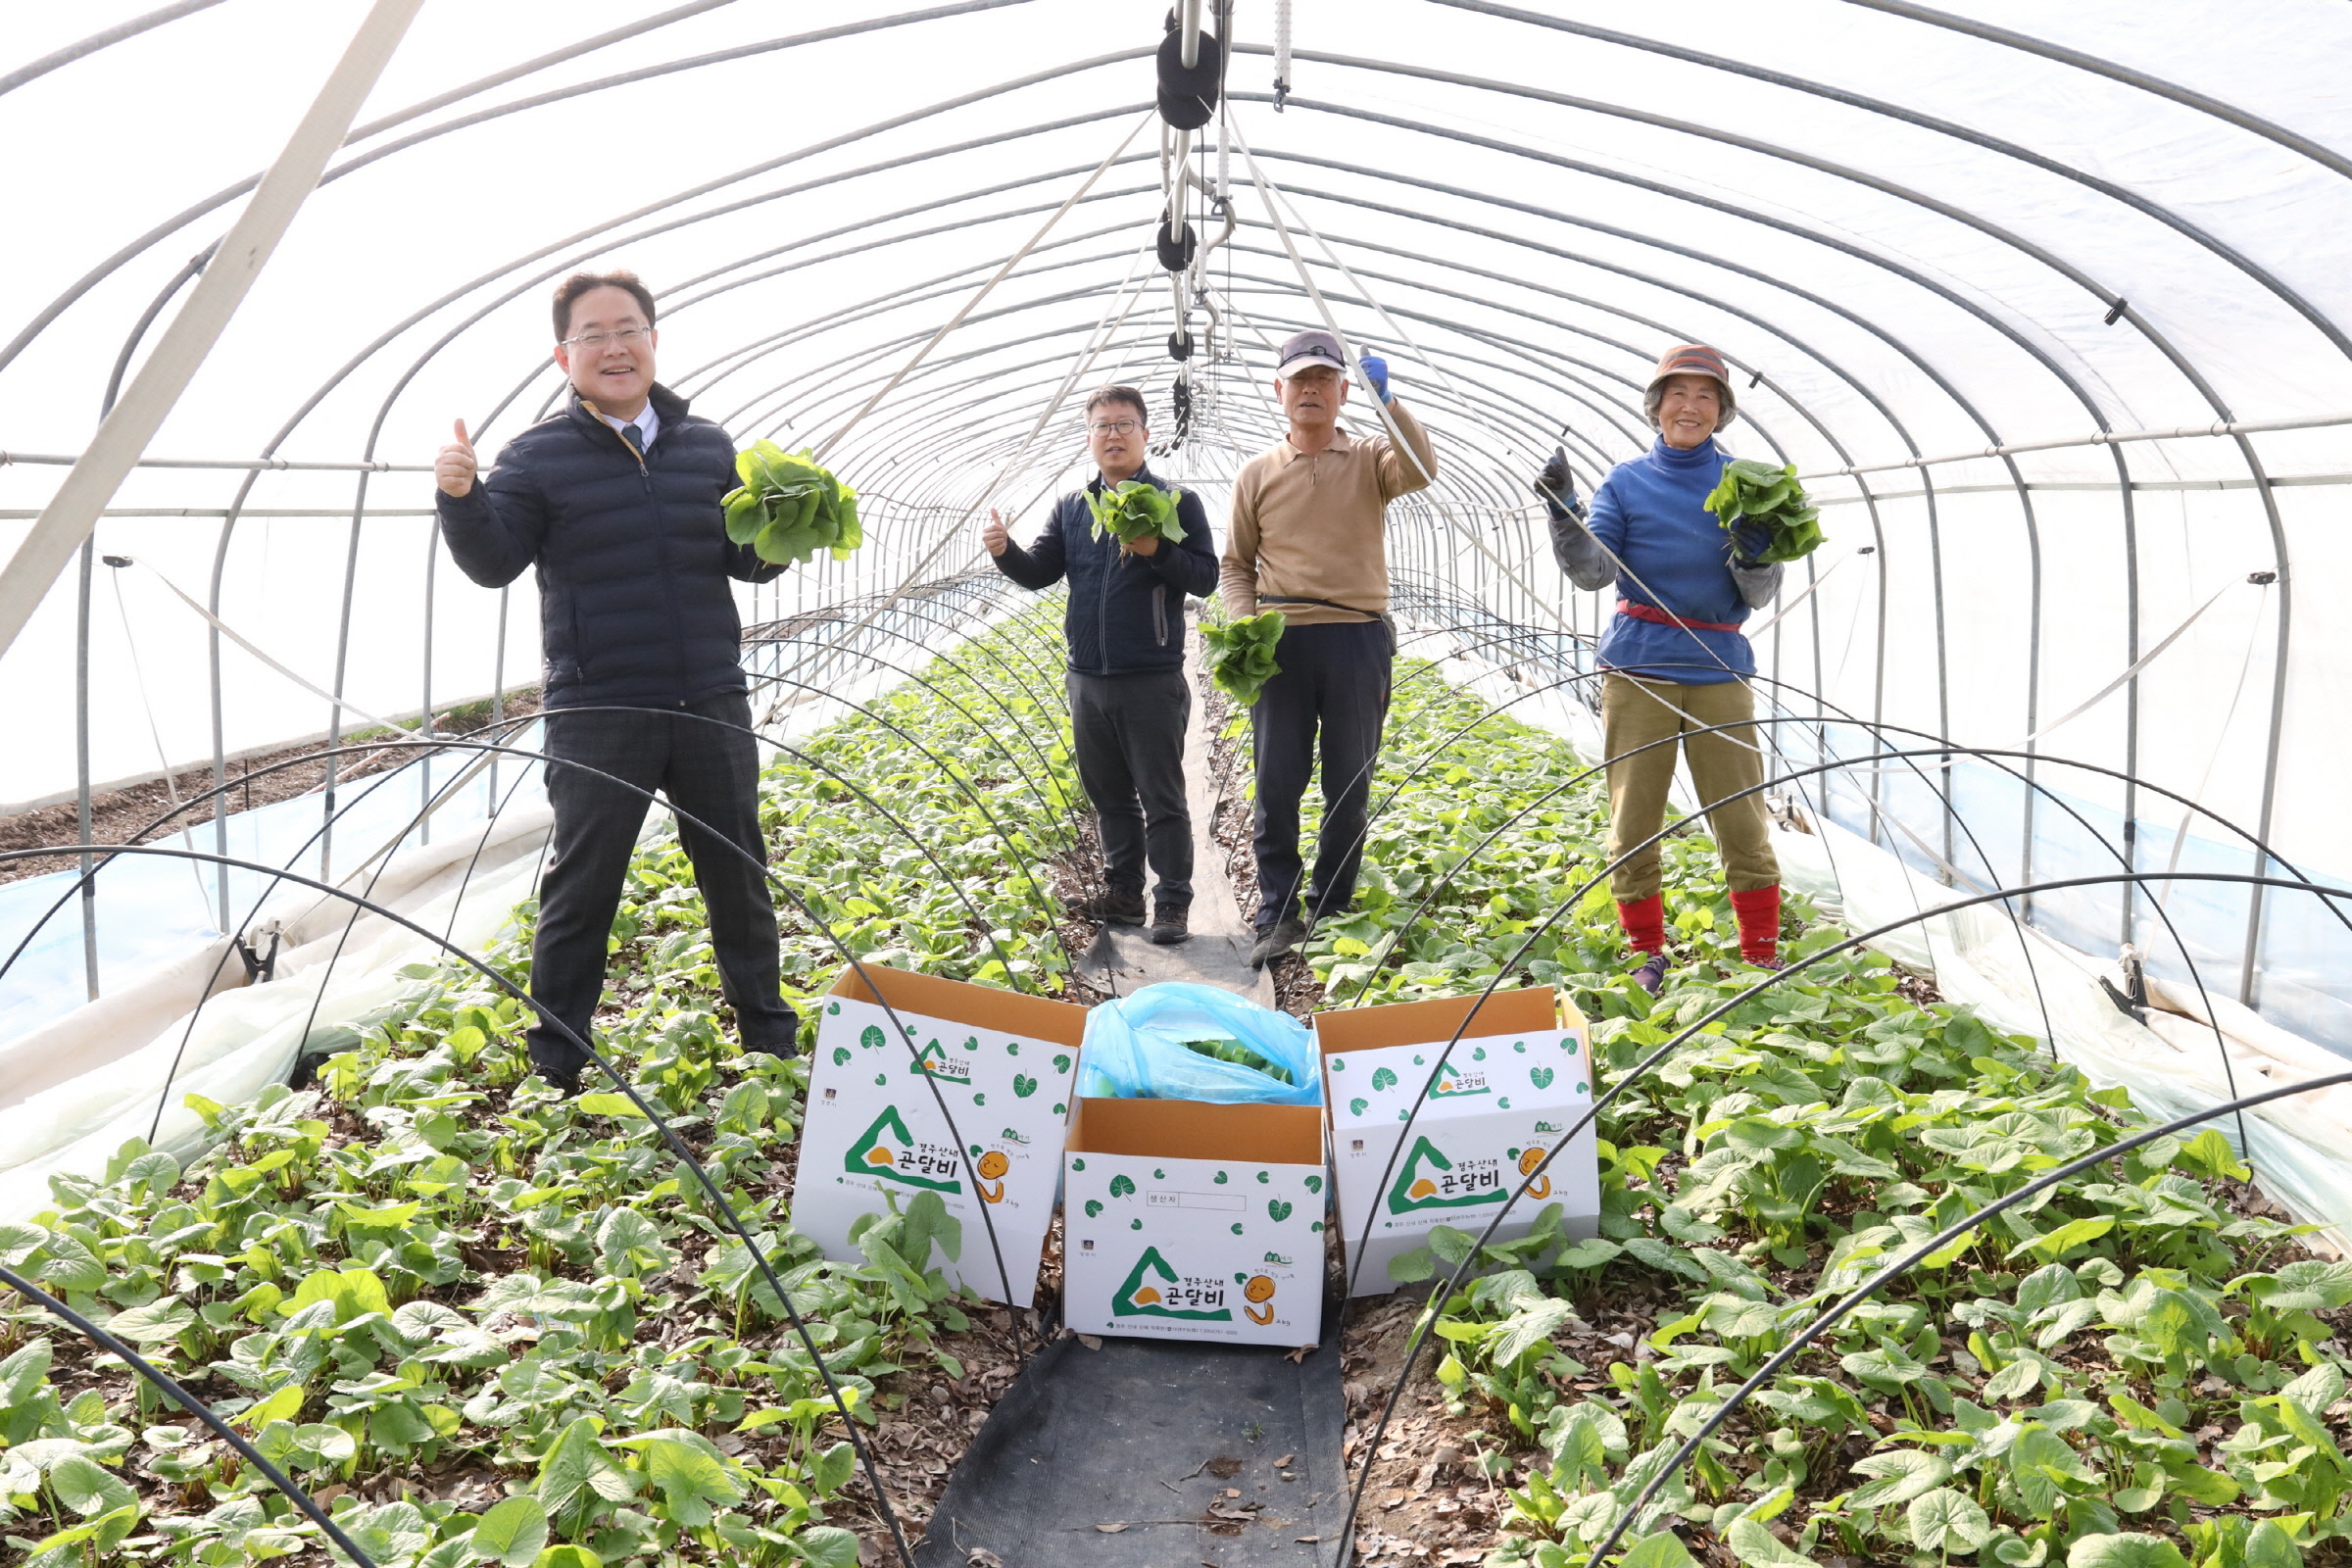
[1088,418,1142,436]
[562,324,653,352]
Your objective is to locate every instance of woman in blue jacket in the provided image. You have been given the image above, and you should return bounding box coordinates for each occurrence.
[1539,345,1785,992]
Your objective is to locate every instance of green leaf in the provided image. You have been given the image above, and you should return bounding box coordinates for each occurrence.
[793,1525,862,1568]
[1726,1517,1817,1566]
[2241,1521,2302,1568]
[534,1416,634,1521]
[532,1549,603,1568]
[1907,1488,1991,1552]
[2064,1534,2189,1568]
[811,1439,857,1495]
[47,1453,135,1517]
[1619,1529,1700,1568]
[572,1093,646,1118]
[644,1437,743,1529]
[105,1295,196,1347]
[1844,1449,1949,1508]
[471,1496,550,1568]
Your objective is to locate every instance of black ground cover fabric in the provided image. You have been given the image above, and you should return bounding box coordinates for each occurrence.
[915,1332,1348,1566]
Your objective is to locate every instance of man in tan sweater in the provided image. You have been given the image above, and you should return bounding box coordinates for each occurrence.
[1221,329,1437,967]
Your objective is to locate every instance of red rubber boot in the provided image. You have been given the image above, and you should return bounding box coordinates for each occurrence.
[1730,884,1782,966]
[1616,895,1666,955]
[1617,895,1669,993]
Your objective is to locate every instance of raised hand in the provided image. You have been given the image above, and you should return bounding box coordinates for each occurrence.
[436,417,477,498]
[980,508,1010,557]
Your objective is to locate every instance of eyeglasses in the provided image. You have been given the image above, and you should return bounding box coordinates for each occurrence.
[561,325,652,352]
[1088,418,1142,436]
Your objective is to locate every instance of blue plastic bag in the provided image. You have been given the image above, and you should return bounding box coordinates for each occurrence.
[1078,982,1321,1105]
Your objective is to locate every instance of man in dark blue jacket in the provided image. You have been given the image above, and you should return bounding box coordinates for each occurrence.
[434,270,798,1093]
[983,386,1218,946]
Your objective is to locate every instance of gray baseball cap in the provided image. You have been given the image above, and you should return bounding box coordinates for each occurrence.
[1275,328,1348,377]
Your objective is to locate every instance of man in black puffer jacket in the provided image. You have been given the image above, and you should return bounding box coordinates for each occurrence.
[434,270,798,1093]
[983,385,1217,946]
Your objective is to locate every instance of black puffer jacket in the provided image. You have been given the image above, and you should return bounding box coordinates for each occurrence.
[991,466,1219,675]
[436,384,781,710]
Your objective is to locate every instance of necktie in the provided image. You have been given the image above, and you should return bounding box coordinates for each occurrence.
[623,422,647,456]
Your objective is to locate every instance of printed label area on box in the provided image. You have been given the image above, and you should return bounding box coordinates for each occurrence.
[792,968,1083,1308]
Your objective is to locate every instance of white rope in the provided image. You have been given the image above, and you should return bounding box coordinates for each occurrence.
[2013,576,2250,749]
[1231,126,1583,643]
[774,231,1165,697]
[140,561,411,736]
[812,109,1153,464]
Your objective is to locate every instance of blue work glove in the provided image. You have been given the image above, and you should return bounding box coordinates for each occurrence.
[1733,520,1772,566]
[1359,352,1393,405]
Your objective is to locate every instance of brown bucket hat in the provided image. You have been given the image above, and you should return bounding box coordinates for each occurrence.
[1646,343,1737,429]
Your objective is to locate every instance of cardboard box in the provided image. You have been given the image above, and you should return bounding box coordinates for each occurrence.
[1315,987,1598,1295]
[1060,1098,1327,1347]
[792,963,1086,1307]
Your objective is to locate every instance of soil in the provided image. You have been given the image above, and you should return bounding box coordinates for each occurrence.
[0,691,543,888]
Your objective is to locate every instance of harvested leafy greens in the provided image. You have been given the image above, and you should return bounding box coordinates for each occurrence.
[1204,609,1286,708]
[1180,1036,1295,1086]
[723,439,862,565]
[1703,457,1824,564]
[1084,477,1187,551]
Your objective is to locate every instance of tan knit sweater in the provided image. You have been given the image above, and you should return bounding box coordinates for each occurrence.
[1217,401,1437,625]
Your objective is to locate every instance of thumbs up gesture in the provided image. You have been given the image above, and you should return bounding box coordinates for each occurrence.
[435,417,477,497]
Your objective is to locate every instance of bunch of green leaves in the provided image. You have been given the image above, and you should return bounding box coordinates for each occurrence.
[722,441,862,566]
[1203,610,1286,708]
[1082,478,1185,551]
[1179,1038,1295,1087]
[1703,458,1824,564]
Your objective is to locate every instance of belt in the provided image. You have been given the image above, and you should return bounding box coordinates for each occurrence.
[1617,598,1741,634]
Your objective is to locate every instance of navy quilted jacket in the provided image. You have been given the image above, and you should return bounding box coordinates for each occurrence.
[436,384,782,710]
[990,466,1219,675]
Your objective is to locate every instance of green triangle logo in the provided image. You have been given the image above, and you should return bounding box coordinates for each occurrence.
[1110,1246,1231,1321]
[1386,1134,1506,1214]
[843,1104,961,1193]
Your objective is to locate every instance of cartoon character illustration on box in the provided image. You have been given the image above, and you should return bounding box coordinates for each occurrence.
[978,1151,1008,1202]
[1518,1146,1550,1200]
[1244,1274,1277,1325]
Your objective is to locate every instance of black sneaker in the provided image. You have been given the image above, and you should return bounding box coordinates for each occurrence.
[1148,905,1192,946]
[1249,916,1308,969]
[1081,890,1149,927]
[534,1064,584,1099]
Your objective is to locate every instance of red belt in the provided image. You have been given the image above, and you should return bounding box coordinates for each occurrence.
[1617,598,1740,633]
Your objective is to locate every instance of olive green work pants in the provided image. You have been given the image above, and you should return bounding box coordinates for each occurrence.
[1599,672,1781,904]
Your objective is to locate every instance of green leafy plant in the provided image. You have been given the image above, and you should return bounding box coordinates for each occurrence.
[1083,478,1185,551]
[1703,458,1824,564]
[722,441,862,565]
[1203,610,1286,707]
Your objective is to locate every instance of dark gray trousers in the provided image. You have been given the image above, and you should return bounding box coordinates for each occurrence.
[1250,619,1393,932]
[1066,668,1193,908]
[529,692,798,1077]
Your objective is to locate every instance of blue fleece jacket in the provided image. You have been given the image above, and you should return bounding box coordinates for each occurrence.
[1584,438,1771,685]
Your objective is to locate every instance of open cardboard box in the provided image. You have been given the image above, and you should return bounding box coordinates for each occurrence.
[1315,986,1597,1295]
[791,962,1086,1307]
[1061,1097,1327,1347]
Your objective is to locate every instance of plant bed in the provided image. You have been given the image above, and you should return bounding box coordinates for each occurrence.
[0,613,1083,1567]
[1303,663,2352,1568]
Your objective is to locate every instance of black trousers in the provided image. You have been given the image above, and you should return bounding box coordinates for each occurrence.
[1066,668,1193,908]
[1250,619,1393,932]
[528,692,798,1077]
